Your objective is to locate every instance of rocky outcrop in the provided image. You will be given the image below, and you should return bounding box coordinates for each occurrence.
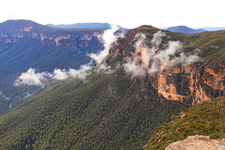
[150,63,225,105]
[110,28,225,105]
[166,135,225,150]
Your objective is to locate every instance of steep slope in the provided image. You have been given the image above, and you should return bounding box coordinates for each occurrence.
[144,96,225,150]
[0,67,185,150]
[108,25,225,105]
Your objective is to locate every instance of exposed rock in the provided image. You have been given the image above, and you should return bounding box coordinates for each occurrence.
[110,28,225,105]
[166,135,225,150]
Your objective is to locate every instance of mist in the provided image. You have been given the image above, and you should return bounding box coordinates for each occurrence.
[123,31,200,77]
[88,24,121,64]
[14,68,52,86]
[14,25,121,86]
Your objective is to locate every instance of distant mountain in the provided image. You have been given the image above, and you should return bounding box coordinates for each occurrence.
[46,22,125,29]
[166,25,207,33]
[0,19,52,32]
[200,27,225,31]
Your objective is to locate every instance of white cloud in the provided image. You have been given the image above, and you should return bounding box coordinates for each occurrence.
[123,31,200,77]
[156,41,182,70]
[124,61,146,78]
[14,68,52,86]
[88,24,120,64]
[134,33,146,53]
[14,25,121,86]
[52,62,92,80]
[151,31,167,48]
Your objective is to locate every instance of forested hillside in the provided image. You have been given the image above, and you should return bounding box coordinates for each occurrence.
[0,20,225,150]
[144,96,225,150]
[0,67,185,149]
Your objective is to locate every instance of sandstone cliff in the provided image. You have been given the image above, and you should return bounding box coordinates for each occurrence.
[108,25,225,105]
[166,135,225,150]
[0,20,104,48]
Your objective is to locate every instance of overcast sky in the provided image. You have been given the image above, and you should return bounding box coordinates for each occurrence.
[0,0,224,29]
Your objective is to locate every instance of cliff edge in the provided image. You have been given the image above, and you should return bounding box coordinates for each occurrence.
[166,135,225,150]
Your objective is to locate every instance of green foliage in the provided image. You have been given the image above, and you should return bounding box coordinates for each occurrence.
[145,96,225,150]
[0,68,184,150]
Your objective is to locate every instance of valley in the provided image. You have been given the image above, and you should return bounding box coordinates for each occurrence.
[0,20,105,116]
[0,20,225,149]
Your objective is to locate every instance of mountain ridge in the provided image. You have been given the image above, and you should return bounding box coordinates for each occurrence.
[46,22,126,29]
[118,25,225,104]
[166,25,207,33]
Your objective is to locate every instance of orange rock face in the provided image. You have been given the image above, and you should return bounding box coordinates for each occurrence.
[140,44,150,66]
[115,49,120,56]
[157,67,187,102]
[203,68,225,90]
[55,35,70,46]
[111,32,225,105]
[0,26,103,48]
[23,27,33,32]
[123,42,218,104]
[152,65,215,105]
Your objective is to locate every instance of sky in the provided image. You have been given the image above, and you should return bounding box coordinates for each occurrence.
[1,0,224,29]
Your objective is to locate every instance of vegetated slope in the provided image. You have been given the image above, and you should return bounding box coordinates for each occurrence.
[0,20,105,116]
[0,24,186,149]
[0,66,186,150]
[144,96,225,150]
[166,26,207,33]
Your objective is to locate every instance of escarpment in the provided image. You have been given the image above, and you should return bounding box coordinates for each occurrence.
[0,20,104,48]
[108,26,225,105]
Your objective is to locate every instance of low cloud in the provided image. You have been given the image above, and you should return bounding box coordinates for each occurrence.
[14,63,93,86]
[124,61,146,78]
[14,25,122,86]
[52,61,92,80]
[123,31,200,77]
[88,24,121,64]
[14,68,52,86]
[151,30,167,48]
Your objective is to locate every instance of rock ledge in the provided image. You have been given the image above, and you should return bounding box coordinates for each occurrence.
[166,135,225,150]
